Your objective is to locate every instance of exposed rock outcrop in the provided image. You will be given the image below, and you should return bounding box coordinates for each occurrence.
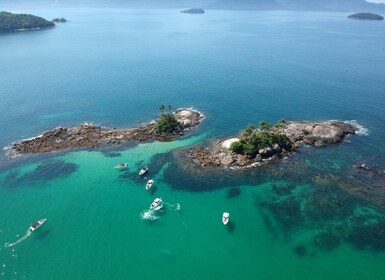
[190,120,358,169]
[8,108,204,157]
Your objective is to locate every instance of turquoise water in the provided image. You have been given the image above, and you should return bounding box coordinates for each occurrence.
[1,8,385,279]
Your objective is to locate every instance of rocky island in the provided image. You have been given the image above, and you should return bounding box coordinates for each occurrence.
[348,13,384,20]
[181,8,205,14]
[7,108,204,157]
[52,18,68,23]
[190,120,358,169]
[0,11,55,33]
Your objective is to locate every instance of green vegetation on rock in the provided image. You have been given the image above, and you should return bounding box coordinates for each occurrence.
[155,113,180,133]
[155,104,180,134]
[0,11,55,32]
[230,121,290,156]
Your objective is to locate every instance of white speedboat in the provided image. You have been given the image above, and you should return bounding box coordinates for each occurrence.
[139,166,148,176]
[114,163,128,169]
[222,212,229,225]
[150,198,163,210]
[145,179,154,190]
[27,218,47,233]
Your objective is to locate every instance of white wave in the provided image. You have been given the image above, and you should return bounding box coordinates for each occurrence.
[140,210,159,221]
[344,120,369,136]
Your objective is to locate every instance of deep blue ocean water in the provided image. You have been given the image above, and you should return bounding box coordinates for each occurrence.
[1,8,385,280]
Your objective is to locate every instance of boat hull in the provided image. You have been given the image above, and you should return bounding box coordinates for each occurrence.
[27,218,47,233]
[222,212,230,225]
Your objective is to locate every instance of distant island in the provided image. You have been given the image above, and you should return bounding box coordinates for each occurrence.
[348,13,384,20]
[0,11,55,33]
[52,18,68,23]
[181,8,205,14]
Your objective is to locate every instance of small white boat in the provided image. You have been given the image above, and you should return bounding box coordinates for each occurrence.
[27,218,47,233]
[114,163,128,169]
[139,166,148,176]
[222,212,229,225]
[150,198,163,210]
[145,179,154,190]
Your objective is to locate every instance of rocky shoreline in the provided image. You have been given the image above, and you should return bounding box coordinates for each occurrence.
[7,108,204,158]
[189,120,358,169]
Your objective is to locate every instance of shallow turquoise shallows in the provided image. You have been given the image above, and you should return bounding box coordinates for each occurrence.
[1,8,385,280]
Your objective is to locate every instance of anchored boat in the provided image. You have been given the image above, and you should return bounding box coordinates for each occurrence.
[139,166,148,176]
[114,163,128,169]
[222,212,229,225]
[145,179,154,190]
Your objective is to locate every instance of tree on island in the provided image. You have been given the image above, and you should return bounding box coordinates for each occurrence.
[159,104,166,114]
[230,120,290,156]
[155,105,179,134]
[258,121,271,132]
[274,118,287,132]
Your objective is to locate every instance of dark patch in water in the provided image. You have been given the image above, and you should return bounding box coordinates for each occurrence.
[226,188,241,199]
[29,160,78,181]
[294,245,308,256]
[259,211,277,240]
[271,184,295,196]
[260,197,303,232]
[3,160,79,188]
[103,151,121,158]
[312,230,341,251]
[226,221,235,233]
[303,184,355,222]
[149,185,157,195]
[35,229,51,240]
[164,149,267,191]
[3,170,20,187]
[346,220,385,252]
[117,169,145,184]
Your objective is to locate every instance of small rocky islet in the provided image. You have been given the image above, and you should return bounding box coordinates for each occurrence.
[190,120,358,169]
[348,12,384,20]
[52,18,68,23]
[181,8,205,14]
[7,108,204,157]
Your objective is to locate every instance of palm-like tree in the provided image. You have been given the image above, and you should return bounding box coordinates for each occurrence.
[258,121,271,132]
[159,105,166,114]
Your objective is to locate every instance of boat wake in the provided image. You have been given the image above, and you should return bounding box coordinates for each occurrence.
[4,231,31,248]
[140,210,160,221]
[140,202,181,221]
[164,202,181,212]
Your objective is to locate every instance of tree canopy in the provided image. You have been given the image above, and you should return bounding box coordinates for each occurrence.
[0,11,55,32]
[230,120,289,156]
